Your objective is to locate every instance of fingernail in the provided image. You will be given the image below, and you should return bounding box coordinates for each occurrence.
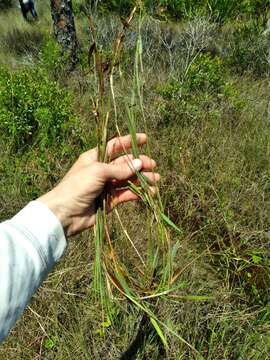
[132,159,143,171]
[148,186,157,195]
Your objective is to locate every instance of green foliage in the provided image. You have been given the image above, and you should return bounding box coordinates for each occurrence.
[156,0,247,21]
[225,21,270,76]
[157,54,233,127]
[43,336,58,350]
[0,67,80,152]
[157,79,181,100]
[157,0,201,19]
[239,0,270,14]
[96,0,135,15]
[72,0,86,15]
[39,39,65,78]
[94,0,270,22]
[161,0,269,21]
[204,0,269,22]
[206,0,238,21]
[185,53,226,93]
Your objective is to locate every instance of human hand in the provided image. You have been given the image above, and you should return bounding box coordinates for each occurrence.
[38,133,160,236]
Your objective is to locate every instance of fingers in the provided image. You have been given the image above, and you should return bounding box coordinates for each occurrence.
[109,189,139,207]
[107,186,157,210]
[113,172,160,188]
[111,154,156,172]
[77,134,147,165]
[139,155,156,170]
[99,150,159,189]
[106,133,147,158]
[102,158,143,181]
[110,154,135,166]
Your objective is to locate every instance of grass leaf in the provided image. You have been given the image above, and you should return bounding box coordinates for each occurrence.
[150,317,169,349]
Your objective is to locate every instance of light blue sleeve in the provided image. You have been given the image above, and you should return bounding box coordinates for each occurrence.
[0,201,66,342]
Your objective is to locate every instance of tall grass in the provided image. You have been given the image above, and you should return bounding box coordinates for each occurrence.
[87,6,211,356]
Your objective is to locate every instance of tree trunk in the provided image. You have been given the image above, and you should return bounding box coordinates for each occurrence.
[50,0,78,68]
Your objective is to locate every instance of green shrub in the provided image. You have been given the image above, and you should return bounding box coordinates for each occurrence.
[157,79,181,100]
[156,0,239,21]
[156,0,201,19]
[185,53,226,93]
[156,53,245,127]
[206,0,238,21]
[39,39,65,78]
[225,21,270,76]
[0,67,80,152]
[163,0,270,21]
[157,54,226,99]
[238,0,270,15]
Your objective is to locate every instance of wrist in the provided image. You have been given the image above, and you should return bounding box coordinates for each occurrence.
[37,189,71,236]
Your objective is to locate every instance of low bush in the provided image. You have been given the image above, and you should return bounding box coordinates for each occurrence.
[156,53,245,127]
[224,21,270,76]
[0,67,81,153]
[238,0,270,15]
[39,39,66,78]
[185,53,226,93]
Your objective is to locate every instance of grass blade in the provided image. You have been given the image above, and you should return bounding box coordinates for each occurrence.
[150,317,169,349]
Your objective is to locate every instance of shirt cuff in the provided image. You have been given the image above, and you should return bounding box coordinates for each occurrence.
[11,201,67,265]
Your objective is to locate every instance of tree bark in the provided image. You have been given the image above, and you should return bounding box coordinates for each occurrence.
[50,0,78,68]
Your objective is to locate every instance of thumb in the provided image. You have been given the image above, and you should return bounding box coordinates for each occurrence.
[104,158,143,181]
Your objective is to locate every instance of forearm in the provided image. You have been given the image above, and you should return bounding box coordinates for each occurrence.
[0,201,66,342]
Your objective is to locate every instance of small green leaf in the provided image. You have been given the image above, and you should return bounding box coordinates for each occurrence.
[95,328,105,336]
[101,320,112,328]
[252,255,262,264]
[43,337,57,350]
[150,317,169,349]
[161,212,182,234]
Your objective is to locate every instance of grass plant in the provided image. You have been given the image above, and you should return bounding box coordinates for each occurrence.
[88,7,201,355]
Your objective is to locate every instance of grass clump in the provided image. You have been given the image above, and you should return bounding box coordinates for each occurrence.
[1,27,43,57]
[87,7,205,356]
